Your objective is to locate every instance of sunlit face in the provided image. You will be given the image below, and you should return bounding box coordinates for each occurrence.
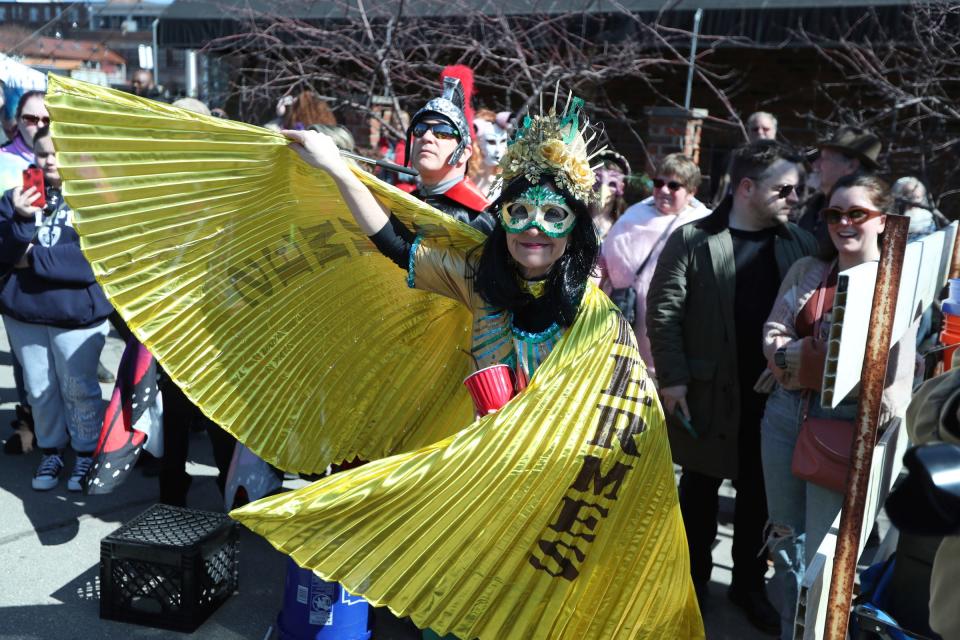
[748,115,776,142]
[17,95,49,147]
[33,136,59,187]
[746,159,801,227]
[474,118,508,168]
[813,147,858,194]
[503,184,573,278]
[410,117,469,182]
[653,174,694,216]
[826,186,886,259]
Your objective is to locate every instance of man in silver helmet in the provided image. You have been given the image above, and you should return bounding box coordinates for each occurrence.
[405,75,494,235]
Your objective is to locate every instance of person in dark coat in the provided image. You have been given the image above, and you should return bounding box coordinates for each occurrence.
[0,128,113,491]
[647,140,818,633]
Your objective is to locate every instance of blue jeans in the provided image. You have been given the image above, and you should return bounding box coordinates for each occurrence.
[760,386,851,640]
[4,316,108,453]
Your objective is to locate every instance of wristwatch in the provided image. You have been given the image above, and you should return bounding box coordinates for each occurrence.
[774,346,787,369]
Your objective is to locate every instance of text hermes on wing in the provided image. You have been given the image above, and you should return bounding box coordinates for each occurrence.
[530,317,652,580]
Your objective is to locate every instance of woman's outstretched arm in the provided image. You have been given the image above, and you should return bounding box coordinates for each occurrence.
[284,129,391,235]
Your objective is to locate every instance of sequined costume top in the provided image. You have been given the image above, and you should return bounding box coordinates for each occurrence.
[370,215,563,382]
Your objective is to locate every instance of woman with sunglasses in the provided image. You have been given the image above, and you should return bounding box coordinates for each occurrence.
[601,153,709,375]
[1,91,48,166]
[758,173,916,639]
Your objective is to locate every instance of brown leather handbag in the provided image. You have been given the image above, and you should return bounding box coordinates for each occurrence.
[791,402,855,493]
[790,262,855,493]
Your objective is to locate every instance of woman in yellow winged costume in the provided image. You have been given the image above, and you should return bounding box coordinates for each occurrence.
[45,76,702,639]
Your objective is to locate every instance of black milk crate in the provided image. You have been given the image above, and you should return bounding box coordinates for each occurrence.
[100,503,239,632]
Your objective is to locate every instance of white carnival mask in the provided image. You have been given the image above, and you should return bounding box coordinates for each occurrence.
[474,118,509,168]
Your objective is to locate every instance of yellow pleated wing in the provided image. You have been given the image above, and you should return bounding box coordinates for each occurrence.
[45,74,483,473]
[233,287,704,639]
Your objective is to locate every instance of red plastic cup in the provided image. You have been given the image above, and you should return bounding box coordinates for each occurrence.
[463,364,516,416]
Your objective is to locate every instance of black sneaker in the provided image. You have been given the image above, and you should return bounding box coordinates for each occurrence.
[727,585,780,636]
[68,455,95,492]
[33,452,65,491]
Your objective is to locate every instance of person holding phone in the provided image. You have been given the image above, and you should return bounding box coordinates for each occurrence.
[0,127,113,491]
[647,140,819,632]
[0,90,48,166]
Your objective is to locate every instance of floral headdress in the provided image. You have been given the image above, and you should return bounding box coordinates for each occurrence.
[498,91,606,205]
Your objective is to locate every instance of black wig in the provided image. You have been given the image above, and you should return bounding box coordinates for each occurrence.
[471,175,599,327]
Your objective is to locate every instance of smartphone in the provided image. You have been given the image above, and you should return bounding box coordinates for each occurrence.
[22,167,46,209]
[671,407,699,439]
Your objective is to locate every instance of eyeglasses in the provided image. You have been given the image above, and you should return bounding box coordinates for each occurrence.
[411,122,461,141]
[653,178,685,192]
[21,114,50,127]
[771,184,797,199]
[744,176,798,200]
[819,206,886,225]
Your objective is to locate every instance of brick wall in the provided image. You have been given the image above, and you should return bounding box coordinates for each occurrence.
[643,106,709,171]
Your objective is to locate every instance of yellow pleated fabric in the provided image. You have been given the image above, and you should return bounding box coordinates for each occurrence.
[234,286,702,638]
[45,74,483,473]
[45,75,703,639]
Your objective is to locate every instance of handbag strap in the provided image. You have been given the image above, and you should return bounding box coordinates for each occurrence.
[802,260,837,421]
[633,214,682,279]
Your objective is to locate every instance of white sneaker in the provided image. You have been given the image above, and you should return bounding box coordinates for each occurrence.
[67,455,94,492]
[32,453,64,491]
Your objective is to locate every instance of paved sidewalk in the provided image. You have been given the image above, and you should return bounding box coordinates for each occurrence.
[0,327,765,639]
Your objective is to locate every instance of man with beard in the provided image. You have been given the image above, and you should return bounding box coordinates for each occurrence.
[647,140,818,634]
[403,67,493,235]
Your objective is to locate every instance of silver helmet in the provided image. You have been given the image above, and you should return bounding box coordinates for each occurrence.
[406,77,471,167]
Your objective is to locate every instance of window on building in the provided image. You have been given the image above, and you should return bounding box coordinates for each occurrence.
[29,7,39,21]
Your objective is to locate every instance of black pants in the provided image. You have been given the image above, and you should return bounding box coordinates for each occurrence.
[158,372,236,506]
[678,389,769,592]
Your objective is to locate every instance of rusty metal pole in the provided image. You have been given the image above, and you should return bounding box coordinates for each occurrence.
[824,214,910,640]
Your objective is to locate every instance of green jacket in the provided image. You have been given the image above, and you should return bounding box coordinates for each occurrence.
[646,197,819,479]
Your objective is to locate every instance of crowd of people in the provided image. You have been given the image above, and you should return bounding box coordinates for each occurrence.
[0,64,954,640]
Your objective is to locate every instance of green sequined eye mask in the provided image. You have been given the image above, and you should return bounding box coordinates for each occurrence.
[500,186,577,237]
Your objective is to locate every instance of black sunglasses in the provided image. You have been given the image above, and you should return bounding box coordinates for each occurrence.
[411,122,461,141]
[653,178,685,192]
[21,114,50,126]
[771,184,797,199]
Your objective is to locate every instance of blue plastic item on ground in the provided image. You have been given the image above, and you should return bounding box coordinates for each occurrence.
[276,557,371,640]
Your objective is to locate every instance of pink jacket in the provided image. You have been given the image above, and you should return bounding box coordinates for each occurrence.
[601,197,710,374]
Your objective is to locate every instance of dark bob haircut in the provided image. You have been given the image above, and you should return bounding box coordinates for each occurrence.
[471,175,598,327]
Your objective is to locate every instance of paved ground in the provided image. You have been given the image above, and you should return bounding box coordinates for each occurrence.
[0,327,767,639]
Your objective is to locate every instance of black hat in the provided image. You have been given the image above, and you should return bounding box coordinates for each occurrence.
[817,125,881,170]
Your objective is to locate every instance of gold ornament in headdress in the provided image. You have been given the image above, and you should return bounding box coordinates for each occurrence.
[499,90,606,205]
